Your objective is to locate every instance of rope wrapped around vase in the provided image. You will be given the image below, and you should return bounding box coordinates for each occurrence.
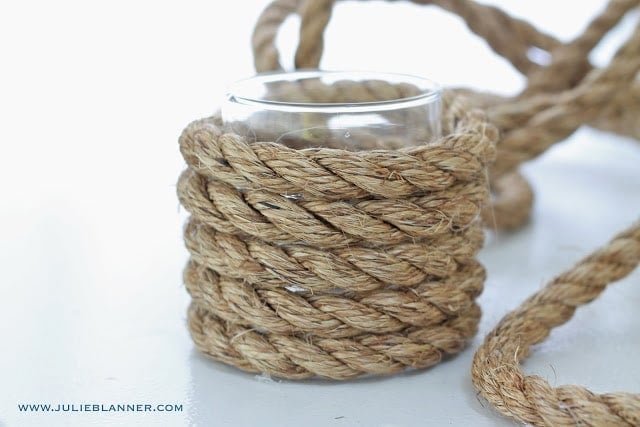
[179,89,497,379]
[178,0,640,424]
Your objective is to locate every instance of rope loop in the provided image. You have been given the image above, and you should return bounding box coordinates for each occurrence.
[180,1,640,424]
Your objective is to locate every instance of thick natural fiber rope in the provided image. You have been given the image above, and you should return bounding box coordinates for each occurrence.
[248,0,640,424]
[280,0,640,163]
[472,224,640,426]
[252,0,640,231]
[180,92,498,379]
[519,0,640,96]
[253,0,640,138]
[253,0,560,75]
[179,0,640,423]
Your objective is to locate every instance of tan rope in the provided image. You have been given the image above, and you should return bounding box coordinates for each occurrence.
[472,223,640,426]
[294,0,334,69]
[251,0,300,72]
[590,86,640,139]
[492,19,640,175]
[180,0,640,423]
[254,0,640,139]
[406,0,560,75]
[519,0,640,97]
[252,0,639,229]
[180,92,498,379]
[287,0,561,74]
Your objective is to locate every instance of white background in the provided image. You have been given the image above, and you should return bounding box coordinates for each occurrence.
[1,1,639,426]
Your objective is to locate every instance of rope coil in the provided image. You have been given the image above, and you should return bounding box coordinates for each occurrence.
[180,93,497,379]
[179,0,640,423]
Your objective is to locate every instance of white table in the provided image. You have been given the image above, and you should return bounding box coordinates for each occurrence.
[1,1,638,425]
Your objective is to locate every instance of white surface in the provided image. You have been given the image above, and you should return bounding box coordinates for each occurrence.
[0,1,639,426]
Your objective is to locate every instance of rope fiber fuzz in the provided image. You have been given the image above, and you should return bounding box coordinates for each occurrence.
[179,93,497,379]
[178,0,640,424]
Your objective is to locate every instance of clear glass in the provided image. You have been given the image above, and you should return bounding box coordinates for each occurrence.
[221,71,441,151]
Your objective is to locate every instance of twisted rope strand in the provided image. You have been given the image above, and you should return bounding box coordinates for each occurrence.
[189,299,481,380]
[250,0,638,230]
[288,0,561,74]
[185,260,483,338]
[182,2,640,424]
[180,92,494,378]
[178,168,487,257]
[520,0,640,97]
[252,0,301,72]
[407,0,560,74]
[294,0,334,69]
[178,124,494,201]
[492,19,640,175]
[472,223,640,426]
[184,217,482,292]
[254,0,640,140]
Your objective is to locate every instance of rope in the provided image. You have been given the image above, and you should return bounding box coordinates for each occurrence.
[519,0,640,97]
[251,0,299,72]
[472,224,640,426]
[492,19,640,176]
[251,0,640,229]
[253,0,640,138]
[179,0,640,423]
[180,92,497,379]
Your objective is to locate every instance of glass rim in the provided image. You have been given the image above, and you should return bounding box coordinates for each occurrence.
[225,70,442,114]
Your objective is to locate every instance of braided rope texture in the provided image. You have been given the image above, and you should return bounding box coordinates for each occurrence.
[178,93,498,379]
